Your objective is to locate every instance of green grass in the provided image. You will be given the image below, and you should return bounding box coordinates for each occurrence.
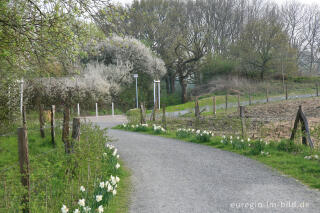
[106,164,131,213]
[0,122,130,212]
[114,125,320,190]
[158,81,317,113]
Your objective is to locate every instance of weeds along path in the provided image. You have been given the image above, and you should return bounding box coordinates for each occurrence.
[90,116,320,213]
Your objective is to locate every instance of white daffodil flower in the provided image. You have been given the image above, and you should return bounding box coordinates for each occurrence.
[80,186,85,192]
[78,199,85,207]
[61,205,69,213]
[99,182,105,188]
[96,195,103,202]
[98,205,104,213]
[112,189,117,196]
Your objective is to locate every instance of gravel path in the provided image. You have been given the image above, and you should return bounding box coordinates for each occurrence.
[92,116,320,213]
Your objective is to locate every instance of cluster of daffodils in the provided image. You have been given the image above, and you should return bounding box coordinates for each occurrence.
[122,123,149,131]
[260,151,270,156]
[195,129,214,142]
[220,135,251,145]
[61,144,121,213]
[153,124,166,134]
[304,154,319,160]
[176,128,194,138]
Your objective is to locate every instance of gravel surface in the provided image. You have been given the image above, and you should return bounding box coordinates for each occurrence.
[91,116,320,213]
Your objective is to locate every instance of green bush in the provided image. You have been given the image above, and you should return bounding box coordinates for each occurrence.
[277,139,302,153]
[126,108,140,124]
[232,139,248,150]
[249,140,265,155]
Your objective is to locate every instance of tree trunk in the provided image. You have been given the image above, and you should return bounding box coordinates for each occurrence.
[62,105,71,154]
[179,77,188,103]
[170,73,176,94]
[39,104,45,138]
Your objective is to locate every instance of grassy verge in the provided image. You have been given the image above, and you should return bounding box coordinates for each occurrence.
[161,82,317,113]
[106,164,131,213]
[114,124,320,190]
[0,123,130,212]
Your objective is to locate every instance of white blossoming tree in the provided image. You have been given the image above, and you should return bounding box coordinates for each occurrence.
[83,36,167,108]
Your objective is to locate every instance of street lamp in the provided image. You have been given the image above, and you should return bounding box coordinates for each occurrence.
[133,74,139,108]
[154,80,161,109]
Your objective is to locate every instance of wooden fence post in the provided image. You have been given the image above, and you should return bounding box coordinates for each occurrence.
[195,97,200,128]
[266,88,269,103]
[140,103,146,124]
[22,105,26,128]
[18,127,30,213]
[248,92,252,106]
[162,104,167,129]
[285,84,288,100]
[213,96,216,115]
[152,101,157,121]
[237,94,240,109]
[290,105,314,148]
[239,106,246,139]
[316,83,319,97]
[72,118,81,141]
[39,104,45,138]
[51,105,55,146]
[225,94,228,111]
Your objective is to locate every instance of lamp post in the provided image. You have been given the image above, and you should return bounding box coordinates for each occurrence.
[134,74,138,108]
[154,80,161,109]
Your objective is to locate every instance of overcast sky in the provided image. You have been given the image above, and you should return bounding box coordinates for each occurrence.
[112,0,320,6]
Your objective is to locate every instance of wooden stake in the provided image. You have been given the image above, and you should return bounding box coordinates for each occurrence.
[285,84,288,100]
[22,105,26,128]
[316,83,319,97]
[213,96,216,115]
[51,105,55,146]
[18,127,30,213]
[140,103,146,124]
[239,106,246,139]
[72,118,81,142]
[237,94,240,109]
[248,92,252,105]
[225,94,228,111]
[162,104,167,129]
[266,88,269,103]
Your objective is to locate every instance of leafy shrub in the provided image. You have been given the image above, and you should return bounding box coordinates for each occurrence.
[152,124,166,134]
[176,128,193,138]
[195,130,213,143]
[232,139,248,150]
[277,139,302,153]
[126,108,140,124]
[249,140,265,155]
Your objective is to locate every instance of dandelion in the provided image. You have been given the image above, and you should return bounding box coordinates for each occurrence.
[99,182,105,188]
[80,186,85,192]
[115,163,120,169]
[61,205,69,213]
[74,209,79,213]
[96,195,103,202]
[78,199,85,207]
[113,189,117,196]
[98,205,104,213]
